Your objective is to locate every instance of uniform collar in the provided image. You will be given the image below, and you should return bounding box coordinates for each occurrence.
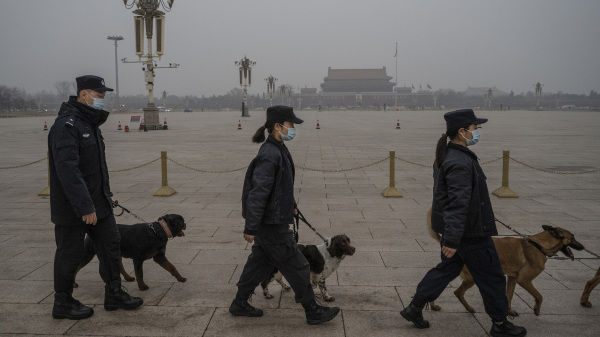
[66,96,110,127]
[448,142,479,160]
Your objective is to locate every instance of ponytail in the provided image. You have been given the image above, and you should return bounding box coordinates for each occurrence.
[434,134,448,169]
[251,120,278,143]
[434,123,472,168]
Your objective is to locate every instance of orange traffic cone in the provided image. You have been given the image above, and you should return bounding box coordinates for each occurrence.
[43,121,48,131]
[237,120,242,130]
[316,120,320,129]
[396,119,401,129]
[124,125,129,132]
[163,118,168,130]
[118,121,122,131]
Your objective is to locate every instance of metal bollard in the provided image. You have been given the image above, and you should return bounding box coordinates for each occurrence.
[382,150,403,198]
[492,150,518,198]
[153,151,177,197]
[38,152,50,197]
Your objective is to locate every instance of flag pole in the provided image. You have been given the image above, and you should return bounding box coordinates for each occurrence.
[394,42,398,109]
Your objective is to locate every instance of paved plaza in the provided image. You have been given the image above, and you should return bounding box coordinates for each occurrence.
[0,109,599,336]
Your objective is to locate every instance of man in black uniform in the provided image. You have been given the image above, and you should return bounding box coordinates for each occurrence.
[48,75,143,320]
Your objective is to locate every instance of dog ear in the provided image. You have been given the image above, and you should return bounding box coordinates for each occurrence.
[542,225,564,239]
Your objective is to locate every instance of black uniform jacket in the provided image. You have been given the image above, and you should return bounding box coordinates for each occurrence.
[48,96,113,225]
[431,143,497,249]
[242,135,296,236]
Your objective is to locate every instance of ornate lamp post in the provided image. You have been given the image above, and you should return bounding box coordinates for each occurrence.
[265,75,277,107]
[121,0,179,129]
[534,82,543,110]
[235,56,256,117]
[279,84,287,105]
[107,36,123,111]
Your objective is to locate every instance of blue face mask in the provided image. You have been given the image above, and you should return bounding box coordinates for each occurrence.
[85,91,105,110]
[462,129,480,146]
[279,124,296,141]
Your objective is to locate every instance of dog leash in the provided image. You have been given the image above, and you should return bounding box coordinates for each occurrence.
[494,217,600,259]
[112,200,147,223]
[295,209,328,243]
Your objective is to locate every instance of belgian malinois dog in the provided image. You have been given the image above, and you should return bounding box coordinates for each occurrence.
[426,209,585,316]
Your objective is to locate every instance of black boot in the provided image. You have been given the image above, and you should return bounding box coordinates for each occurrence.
[104,281,143,311]
[490,318,527,337]
[229,293,263,317]
[302,299,340,325]
[400,295,430,329]
[52,292,94,320]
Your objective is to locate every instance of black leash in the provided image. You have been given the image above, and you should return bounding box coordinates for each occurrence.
[494,217,547,255]
[294,209,327,243]
[112,200,147,223]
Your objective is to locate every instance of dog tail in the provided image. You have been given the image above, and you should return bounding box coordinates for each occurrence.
[427,208,442,243]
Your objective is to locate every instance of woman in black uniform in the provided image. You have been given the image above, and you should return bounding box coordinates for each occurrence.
[229,105,340,325]
[400,109,527,337]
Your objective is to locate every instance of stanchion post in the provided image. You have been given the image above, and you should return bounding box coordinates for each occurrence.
[38,152,50,197]
[492,150,518,198]
[153,151,177,197]
[382,150,402,198]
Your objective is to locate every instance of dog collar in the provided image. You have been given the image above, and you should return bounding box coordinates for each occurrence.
[526,237,551,257]
[158,218,174,240]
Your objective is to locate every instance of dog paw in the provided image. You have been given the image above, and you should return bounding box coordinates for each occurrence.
[138,284,149,291]
[466,306,475,313]
[581,301,592,308]
[324,296,335,302]
[177,277,187,283]
[430,303,441,311]
[508,309,519,317]
[282,284,291,290]
[124,276,135,282]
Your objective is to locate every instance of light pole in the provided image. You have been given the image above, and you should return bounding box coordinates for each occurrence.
[235,56,256,117]
[534,82,543,110]
[107,36,123,111]
[265,75,277,107]
[121,0,179,129]
[279,84,287,105]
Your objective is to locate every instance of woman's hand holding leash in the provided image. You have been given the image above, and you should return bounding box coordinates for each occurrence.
[243,234,255,243]
[442,246,456,258]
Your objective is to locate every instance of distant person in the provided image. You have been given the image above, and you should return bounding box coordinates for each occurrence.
[48,75,143,320]
[229,105,340,325]
[400,109,527,337]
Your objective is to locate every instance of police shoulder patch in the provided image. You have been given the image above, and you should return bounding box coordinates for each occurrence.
[65,117,75,128]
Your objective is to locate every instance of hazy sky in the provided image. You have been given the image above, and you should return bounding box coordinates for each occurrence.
[1,0,599,97]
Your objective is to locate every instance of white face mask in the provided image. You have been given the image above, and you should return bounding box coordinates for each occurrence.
[85,91,105,110]
[461,129,480,146]
[279,124,296,141]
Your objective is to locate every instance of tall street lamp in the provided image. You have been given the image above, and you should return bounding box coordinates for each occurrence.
[265,75,277,107]
[107,35,123,111]
[235,56,256,117]
[121,0,179,129]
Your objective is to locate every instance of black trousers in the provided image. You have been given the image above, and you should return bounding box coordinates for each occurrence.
[53,215,121,294]
[235,232,315,304]
[415,236,509,321]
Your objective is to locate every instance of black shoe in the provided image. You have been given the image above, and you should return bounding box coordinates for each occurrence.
[302,299,340,325]
[104,281,143,311]
[490,318,527,337]
[52,292,94,320]
[229,296,264,317]
[400,303,430,329]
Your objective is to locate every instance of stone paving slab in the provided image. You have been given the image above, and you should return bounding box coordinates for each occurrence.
[1,110,600,336]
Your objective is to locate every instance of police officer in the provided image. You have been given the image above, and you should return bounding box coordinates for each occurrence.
[48,75,143,320]
[400,109,527,337]
[229,106,340,325]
